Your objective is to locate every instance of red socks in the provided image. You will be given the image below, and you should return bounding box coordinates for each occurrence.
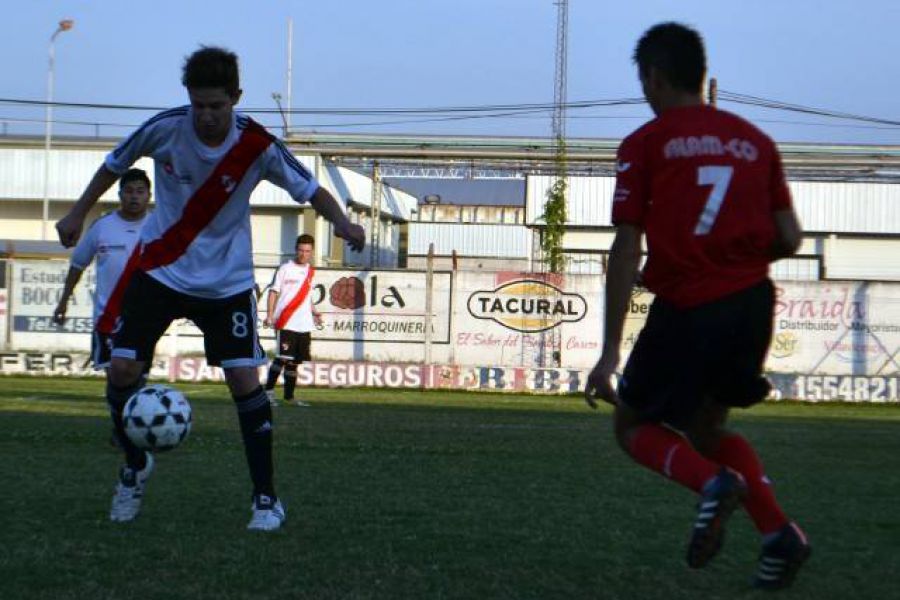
[628,424,720,494]
[627,425,789,537]
[710,433,788,536]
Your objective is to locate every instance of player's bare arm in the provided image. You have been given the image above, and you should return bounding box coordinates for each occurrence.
[56,165,120,247]
[771,207,802,260]
[52,266,86,324]
[585,223,643,408]
[263,289,279,328]
[308,187,366,252]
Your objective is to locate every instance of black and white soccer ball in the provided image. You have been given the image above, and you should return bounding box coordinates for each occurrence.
[123,385,192,452]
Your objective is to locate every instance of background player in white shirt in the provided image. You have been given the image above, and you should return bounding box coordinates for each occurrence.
[55,47,365,531]
[53,168,151,370]
[263,234,322,407]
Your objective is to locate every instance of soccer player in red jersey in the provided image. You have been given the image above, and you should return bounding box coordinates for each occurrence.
[584,23,810,589]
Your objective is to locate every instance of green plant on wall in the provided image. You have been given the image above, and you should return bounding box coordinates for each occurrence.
[541,142,567,273]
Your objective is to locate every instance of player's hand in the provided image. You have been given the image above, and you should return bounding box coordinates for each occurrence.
[262,317,272,329]
[52,304,67,325]
[55,211,85,248]
[584,350,620,409]
[335,221,366,253]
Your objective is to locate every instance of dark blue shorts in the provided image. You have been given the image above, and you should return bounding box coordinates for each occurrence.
[618,279,775,430]
[112,270,265,368]
[91,330,113,369]
[275,330,311,362]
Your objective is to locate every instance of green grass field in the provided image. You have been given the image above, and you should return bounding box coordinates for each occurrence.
[1,376,899,599]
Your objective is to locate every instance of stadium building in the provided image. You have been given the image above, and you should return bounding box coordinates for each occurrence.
[1,133,898,395]
[2,132,899,281]
[0,135,418,268]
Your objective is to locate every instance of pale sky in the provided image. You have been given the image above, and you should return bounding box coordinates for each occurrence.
[1,0,898,145]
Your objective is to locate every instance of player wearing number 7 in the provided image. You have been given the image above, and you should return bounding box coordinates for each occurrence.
[584,23,808,589]
[55,47,365,531]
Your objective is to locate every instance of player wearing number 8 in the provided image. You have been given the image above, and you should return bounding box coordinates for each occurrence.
[55,46,365,531]
[584,23,809,589]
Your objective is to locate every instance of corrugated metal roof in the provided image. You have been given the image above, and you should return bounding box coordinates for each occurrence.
[826,239,900,280]
[526,175,900,234]
[0,147,416,221]
[0,147,314,204]
[771,257,821,280]
[790,181,900,234]
[320,164,416,220]
[384,177,525,207]
[526,175,614,226]
[0,148,153,200]
[408,223,531,257]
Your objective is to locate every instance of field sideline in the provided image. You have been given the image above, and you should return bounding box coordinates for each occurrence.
[1,376,899,599]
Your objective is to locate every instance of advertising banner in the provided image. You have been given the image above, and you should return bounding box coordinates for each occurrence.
[0,287,8,350]
[6,258,899,381]
[8,261,453,361]
[3,352,896,403]
[452,271,602,368]
[767,282,900,375]
[0,351,168,379]
[10,260,96,352]
[303,269,452,344]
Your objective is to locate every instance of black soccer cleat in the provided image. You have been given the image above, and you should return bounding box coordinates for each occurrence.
[752,522,811,590]
[686,467,748,568]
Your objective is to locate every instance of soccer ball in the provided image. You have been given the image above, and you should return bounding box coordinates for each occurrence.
[123,385,192,452]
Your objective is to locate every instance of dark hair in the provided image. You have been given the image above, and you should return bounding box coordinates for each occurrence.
[119,168,151,191]
[633,22,706,93]
[296,234,315,248]
[181,46,240,95]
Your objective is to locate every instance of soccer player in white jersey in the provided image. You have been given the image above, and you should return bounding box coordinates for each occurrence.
[53,168,151,371]
[55,47,365,531]
[263,234,322,407]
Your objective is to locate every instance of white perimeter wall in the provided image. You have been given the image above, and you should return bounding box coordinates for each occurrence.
[4,259,899,378]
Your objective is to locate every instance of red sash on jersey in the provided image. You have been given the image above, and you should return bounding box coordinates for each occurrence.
[275,266,315,330]
[95,120,273,334]
[140,121,273,271]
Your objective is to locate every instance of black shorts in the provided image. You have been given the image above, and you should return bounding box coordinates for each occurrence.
[91,330,113,369]
[275,330,311,362]
[618,279,775,430]
[111,270,265,368]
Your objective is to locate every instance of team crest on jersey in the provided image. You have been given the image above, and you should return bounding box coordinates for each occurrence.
[221,175,237,193]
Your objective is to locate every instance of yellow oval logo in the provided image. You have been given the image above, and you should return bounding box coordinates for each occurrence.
[467,279,587,333]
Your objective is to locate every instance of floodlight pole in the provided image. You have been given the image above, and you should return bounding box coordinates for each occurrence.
[286,17,293,135]
[272,93,288,138]
[42,19,74,240]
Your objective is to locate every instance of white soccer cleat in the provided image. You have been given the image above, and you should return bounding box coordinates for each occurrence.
[109,452,155,522]
[247,494,286,531]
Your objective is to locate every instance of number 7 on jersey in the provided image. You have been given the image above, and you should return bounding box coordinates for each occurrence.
[694,165,734,235]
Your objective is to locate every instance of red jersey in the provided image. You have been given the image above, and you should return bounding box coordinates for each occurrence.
[611,105,792,308]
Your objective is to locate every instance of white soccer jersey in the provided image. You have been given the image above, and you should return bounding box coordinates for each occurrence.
[269,261,316,333]
[104,107,319,299]
[70,211,147,323]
